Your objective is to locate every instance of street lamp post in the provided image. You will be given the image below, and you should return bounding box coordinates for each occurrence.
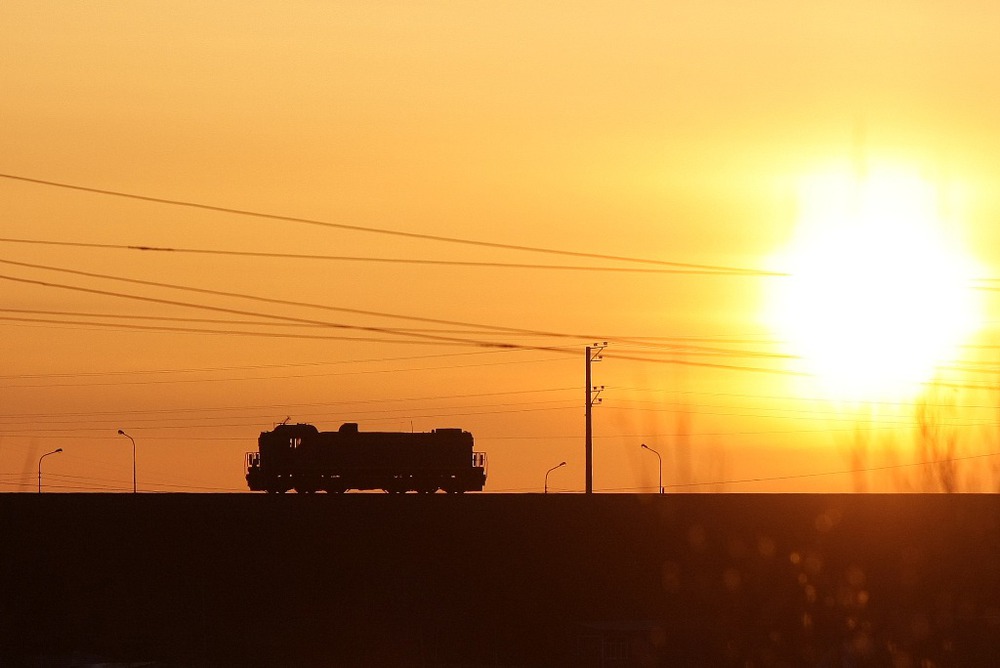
[117,429,136,493]
[545,461,566,494]
[37,448,63,493]
[640,443,663,494]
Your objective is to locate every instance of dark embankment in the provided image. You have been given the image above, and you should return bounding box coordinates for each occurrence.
[1,494,999,666]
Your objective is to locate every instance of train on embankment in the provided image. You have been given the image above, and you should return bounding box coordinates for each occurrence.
[245,422,487,493]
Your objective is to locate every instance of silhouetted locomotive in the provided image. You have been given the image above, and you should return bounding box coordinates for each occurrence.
[245,422,487,493]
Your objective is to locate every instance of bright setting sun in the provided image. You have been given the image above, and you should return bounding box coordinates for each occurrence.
[768,165,983,401]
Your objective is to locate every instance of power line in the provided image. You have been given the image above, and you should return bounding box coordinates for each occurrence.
[609,449,1000,491]
[0,314,805,365]
[0,260,817,379]
[3,256,785,354]
[612,385,1000,412]
[0,308,804,362]
[0,397,579,427]
[0,298,811,381]
[611,343,797,360]
[0,307,588,336]
[0,173,783,275]
[0,314,502,346]
[0,385,578,419]
[0,310,809,362]
[0,265,578,352]
[0,315,584,353]
[1,355,569,389]
[8,262,992,389]
[605,352,806,377]
[474,444,1000,492]
[600,403,994,428]
[479,418,1000,439]
[5,396,988,430]
[0,237,778,275]
[0,403,582,434]
[0,256,605,344]
[607,394,997,421]
[0,266,812,381]
[44,472,244,493]
[0,346,505,380]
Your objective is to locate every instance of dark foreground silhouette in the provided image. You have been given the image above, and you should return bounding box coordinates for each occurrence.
[2,494,998,666]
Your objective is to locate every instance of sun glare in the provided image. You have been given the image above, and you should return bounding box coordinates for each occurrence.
[768,166,982,401]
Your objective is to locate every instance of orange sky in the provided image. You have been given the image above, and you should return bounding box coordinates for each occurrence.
[3,2,1000,493]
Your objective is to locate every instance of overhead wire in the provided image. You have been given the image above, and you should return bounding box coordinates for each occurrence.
[598,448,1000,491]
[0,308,802,363]
[612,385,1000,412]
[0,316,804,364]
[0,397,580,427]
[604,351,806,377]
[0,263,574,350]
[0,260,813,377]
[0,256,604,344]
[0,355,570,389]
[479,418,1000,439]
[0,315,658,354]
[42,473,244,493]
[0,237,777,275]
[605,394,998,422]
[4,256,794,354]
[0,310,810,369]
[478,446,1000,492]
[0,314,521,346]
[5,391,988,434]
[0,173,783,276]
[0,403,582,435]
[13,254,975,372]
[0,346,509,380]
[600,402,994,428]
[0,307,592,337]
[0,385,579,419]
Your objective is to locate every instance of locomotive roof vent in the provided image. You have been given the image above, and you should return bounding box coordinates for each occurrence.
[339,422,360,433]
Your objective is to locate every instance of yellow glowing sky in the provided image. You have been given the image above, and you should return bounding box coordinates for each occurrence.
[3,2,1000,493]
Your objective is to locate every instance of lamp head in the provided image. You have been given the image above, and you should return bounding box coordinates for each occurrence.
[640,443,648,450]
[117,429,125,435]
[55,448,63,453]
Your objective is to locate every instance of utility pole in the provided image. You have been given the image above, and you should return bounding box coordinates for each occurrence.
[585,342,606,494]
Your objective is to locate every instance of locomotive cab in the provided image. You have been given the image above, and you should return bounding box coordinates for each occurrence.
[246,423,319,493]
